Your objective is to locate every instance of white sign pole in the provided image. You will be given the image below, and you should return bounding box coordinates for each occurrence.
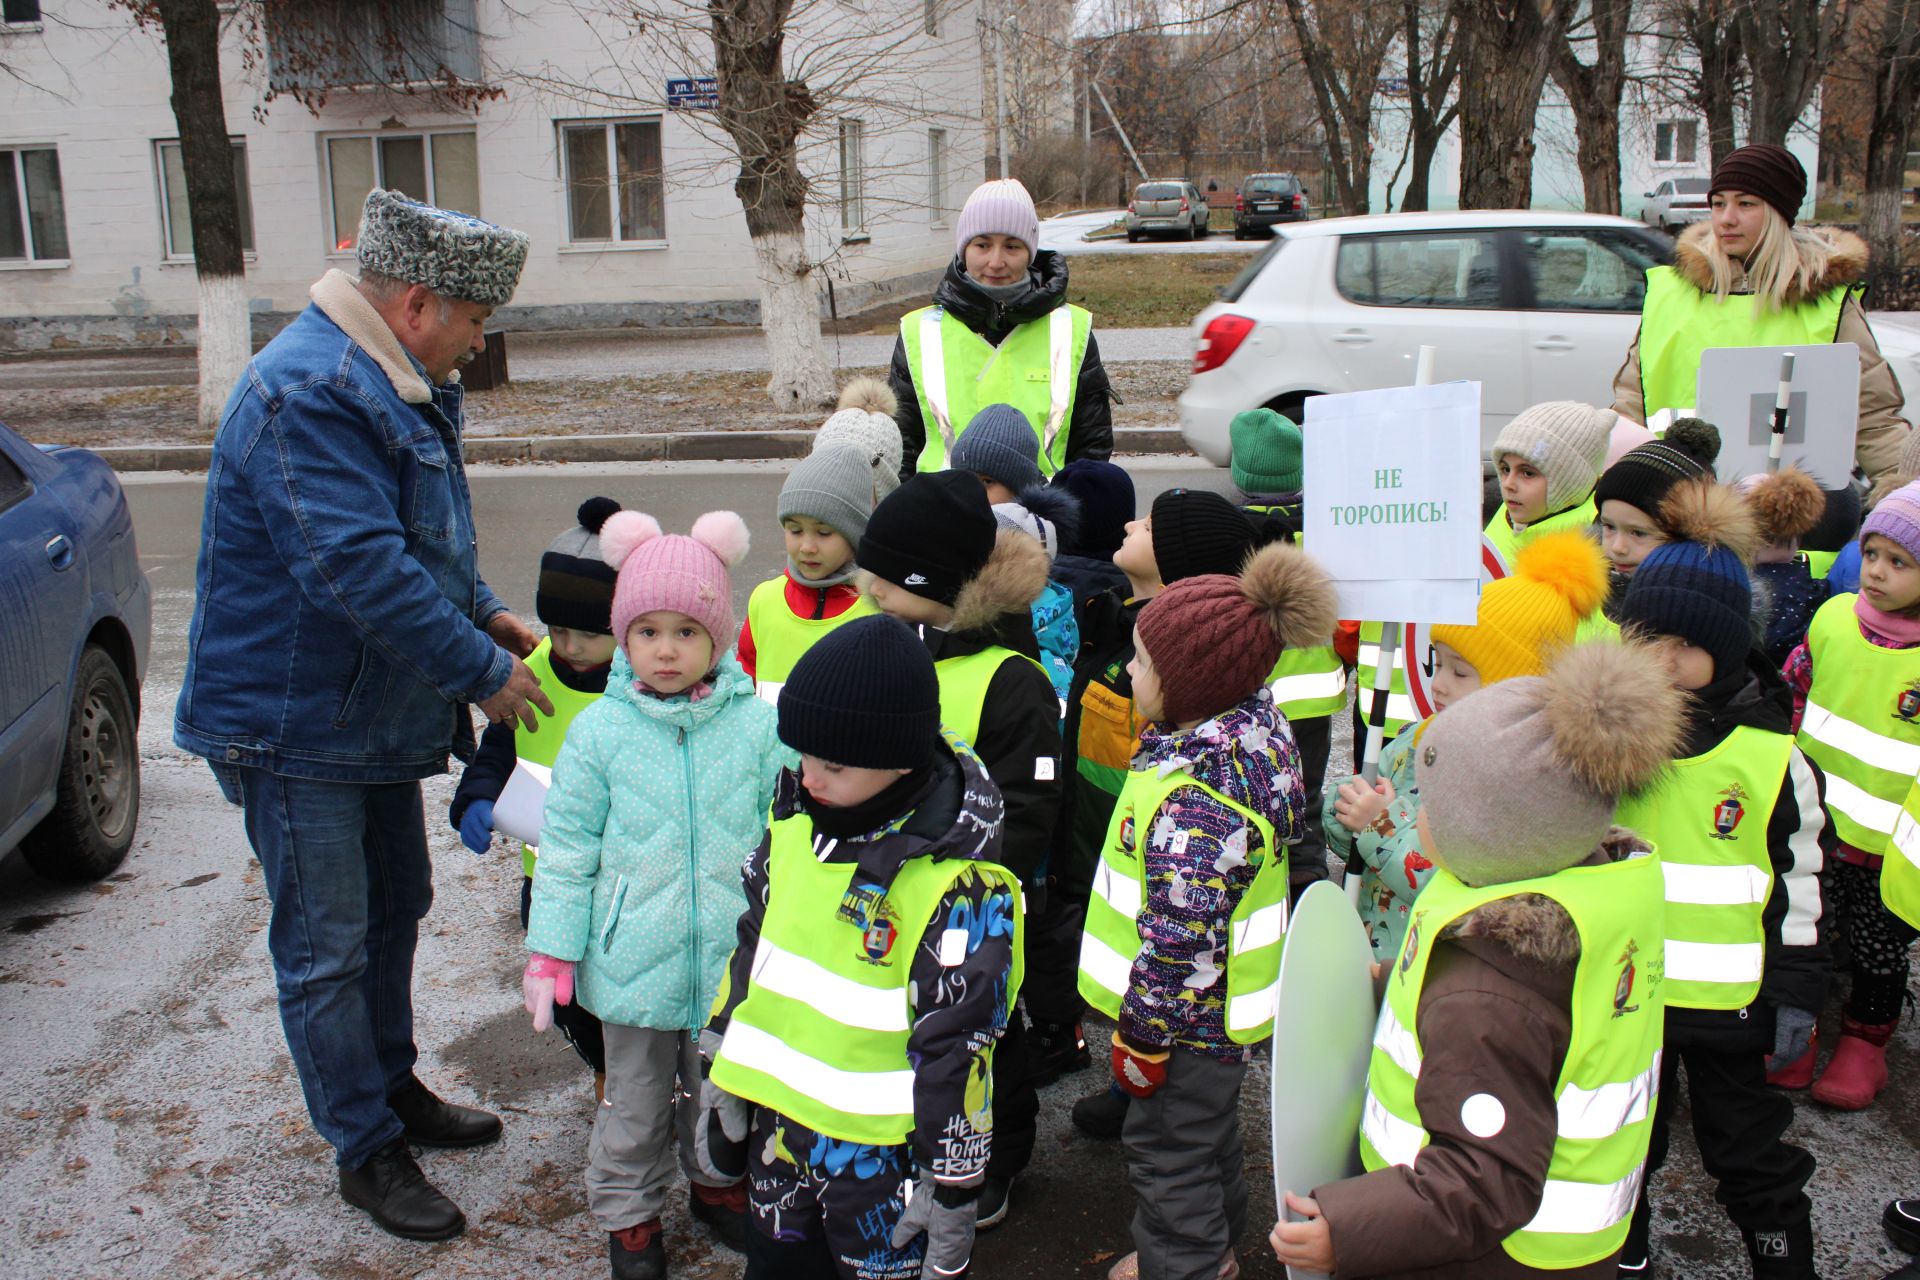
[1768,351,1796,473]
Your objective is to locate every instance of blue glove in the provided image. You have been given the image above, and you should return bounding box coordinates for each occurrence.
[459,800,495,855]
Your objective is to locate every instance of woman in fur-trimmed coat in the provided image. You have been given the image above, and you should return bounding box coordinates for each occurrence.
[1610,144,1912,498]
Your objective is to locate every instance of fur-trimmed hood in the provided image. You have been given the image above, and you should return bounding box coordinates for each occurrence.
[1670,221,1869,306]
[1438,829,1652,969]
[950,528,1050,634]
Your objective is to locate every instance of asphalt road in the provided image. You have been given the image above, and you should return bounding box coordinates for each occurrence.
[1,459,1915,1279]
[1037,210,1266,256]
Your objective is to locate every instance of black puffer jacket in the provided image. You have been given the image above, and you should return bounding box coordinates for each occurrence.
[888,251,1114,480]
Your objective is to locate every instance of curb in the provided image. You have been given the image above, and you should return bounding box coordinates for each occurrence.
[90,426,1196,473]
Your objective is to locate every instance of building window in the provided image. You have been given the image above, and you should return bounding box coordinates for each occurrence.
[924,0,938,35]
[157,139,255,259]
[840,120,865,232]
[0,147,69,262]
[325,130,480,251]
[560,119,666,243]
[2,0,42,24]
[928,128,948,221]
[1654,120,1699,167]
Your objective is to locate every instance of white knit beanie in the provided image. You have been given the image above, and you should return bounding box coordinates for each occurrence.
[1491,401,1616,514]
[955,179,1040,254]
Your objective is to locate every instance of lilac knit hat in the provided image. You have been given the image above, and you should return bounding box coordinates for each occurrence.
[601,511,751,650]
[1862,480,1920,563]
[955,179,1040,254]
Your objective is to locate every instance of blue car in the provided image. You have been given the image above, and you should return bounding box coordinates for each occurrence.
[0,422,151,881]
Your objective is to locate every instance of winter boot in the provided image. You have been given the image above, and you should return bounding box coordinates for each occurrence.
[1071,1082,1130,1138]
[691,1180,748,1253]
[1882,1263,1920,1279]
[1741,1218,1819,1280]
[1886,1198,1920,1254]
[609,1220,666,1280]
[595,1072,607,1106]
[1765,1029,1818,1089]
[1030,1019,1091,1087]
[1811,1016,1896,1110]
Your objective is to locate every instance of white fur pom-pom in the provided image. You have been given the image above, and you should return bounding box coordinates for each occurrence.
[599,510,662,568]
[689,510,751,568]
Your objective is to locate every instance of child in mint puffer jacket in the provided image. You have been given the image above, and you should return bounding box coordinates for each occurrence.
[523,510,792,1279]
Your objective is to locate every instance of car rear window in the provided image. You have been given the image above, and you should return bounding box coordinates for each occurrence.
[1136,183,1182,200]
[1334,231,1504,309]
[1673,179,1709,194]
[1221,237,1286,303]
[1244,176,1293,194]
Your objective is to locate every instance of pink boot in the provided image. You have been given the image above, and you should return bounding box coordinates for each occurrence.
[1811,1016,1896,1110]
[1766,1029,1818,1089]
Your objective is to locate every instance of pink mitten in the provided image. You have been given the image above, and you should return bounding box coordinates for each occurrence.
[522,954,576,1032]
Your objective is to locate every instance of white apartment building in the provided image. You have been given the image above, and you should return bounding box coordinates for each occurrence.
[0,0,987,349]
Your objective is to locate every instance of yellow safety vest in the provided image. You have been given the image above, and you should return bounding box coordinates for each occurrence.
[1796,594,1920,848]
[514,639,608,878]
[1883,773,1920,929]
[1484,498,1598,566]
[744,576,878,705]
[899,303,1093,476]
[1637,269,1854,420]
[935,645,1051,748]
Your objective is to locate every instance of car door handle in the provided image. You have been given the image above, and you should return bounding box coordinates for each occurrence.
[1331,329,1373,345]
[1532,337,1576,352]
[45,534,74,571]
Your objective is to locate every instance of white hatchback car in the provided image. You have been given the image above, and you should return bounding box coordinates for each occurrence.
[1177,209,1920,467]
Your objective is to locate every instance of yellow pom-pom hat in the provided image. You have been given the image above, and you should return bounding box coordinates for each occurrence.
[1430,531,1609,686]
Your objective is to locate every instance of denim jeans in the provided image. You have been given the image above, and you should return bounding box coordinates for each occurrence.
[218,764,434,1168]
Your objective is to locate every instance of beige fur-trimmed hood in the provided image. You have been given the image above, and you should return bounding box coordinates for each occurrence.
[1437,829,1654,969]
[1670,221,1870,305]
[310,268,433,404]
[950,529,1049,633]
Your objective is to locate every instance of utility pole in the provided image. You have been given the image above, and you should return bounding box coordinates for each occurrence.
[1091,77,1148,181]
[990,0,1010,179]
[1081,49,1092,207]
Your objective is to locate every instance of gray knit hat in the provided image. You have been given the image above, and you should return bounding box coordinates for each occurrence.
[779,443,879,547]
[816,376,904,498]
[355,188,529,307]
[1492,401,1616,515]
[951,403,1043,493]
[1417,639,1684,887]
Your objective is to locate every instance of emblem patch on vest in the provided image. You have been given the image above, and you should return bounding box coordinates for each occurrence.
[1710,783,1749,841]
[1398,912,1423,977]
[860,911,900,965]
[1119,814,1136,855]
[1897,682,1920,723]
[1612,940,1641,1018]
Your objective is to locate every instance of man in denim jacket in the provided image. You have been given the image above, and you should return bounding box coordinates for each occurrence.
[174,190,551,1242]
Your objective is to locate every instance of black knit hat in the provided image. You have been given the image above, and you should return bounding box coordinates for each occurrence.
[1801,485,1864,553]
[536,497,622,633]
[778,615,941,769]
[857,472,997,606]
[1593,420,1720,526]
[1616,537,1755,680]
[1151,488,1258,584]
[1052,459,1135,558]
[1709,143,1808,226]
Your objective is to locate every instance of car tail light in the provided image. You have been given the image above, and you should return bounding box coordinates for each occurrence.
[1193,314,1256,374]
[1293,193,1305,210]
[1235,193,1245,211]
[1127,202,1135,214]
[1179,197,1190,211]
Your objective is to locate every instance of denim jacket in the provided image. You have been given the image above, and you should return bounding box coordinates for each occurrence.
[174,270,513,783]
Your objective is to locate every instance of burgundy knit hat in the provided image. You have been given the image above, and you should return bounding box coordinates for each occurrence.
[1133,541,1337,725]
[1709,144,1807,226]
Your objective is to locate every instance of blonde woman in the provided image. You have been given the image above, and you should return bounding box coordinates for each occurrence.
[1611,143,1913,497]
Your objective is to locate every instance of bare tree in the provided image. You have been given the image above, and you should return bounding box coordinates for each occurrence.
[1732,0,1854,145]
[1652,0,1745,166]
[1550,0,1633,214]
[1398,0,1461,212]
[1454,0,1578,209]
[1860,0,1920,281]
[1281,0,1396,214]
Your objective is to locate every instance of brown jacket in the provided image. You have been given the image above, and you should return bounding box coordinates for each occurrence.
[1314,854,1628,1280]
[1610,222,1912,499]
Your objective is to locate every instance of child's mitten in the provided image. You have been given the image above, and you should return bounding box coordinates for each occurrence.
[1768,1005,1818,1072]
[1111,1032,1171,1098]
[691,1029,750,1182]
[458,800,495,855]
[890,1175,978,1278]
[522,954,575,1032]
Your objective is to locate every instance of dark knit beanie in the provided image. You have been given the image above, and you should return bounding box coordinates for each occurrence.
[1051,459,1135,558]
[951,403,1044,494]
[1616,538,1755,679]
[536,497,622,633]
[857,471,997,606]
[1151,488,1259,585]
[1802,485,1863,553]
[777,615,940,769]
[1709,143,1808,226]
[1593,419,1721,524]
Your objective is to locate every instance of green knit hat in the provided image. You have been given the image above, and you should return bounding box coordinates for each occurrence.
[1230,409,1303,495]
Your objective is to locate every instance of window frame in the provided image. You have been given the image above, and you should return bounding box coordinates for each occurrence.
[0,144,70,268]
[927,127,948,225]
[1,0,42,28]
[1653,119,1699,168]
[1510,225,1667,316]
[1331,228,1517,312]
[555,116,668,250]
[839,119,866,236]
[155,137,257,262]
[322,127,481,255]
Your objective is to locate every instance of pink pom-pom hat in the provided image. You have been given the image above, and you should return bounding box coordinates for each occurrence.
[604,510,750,651]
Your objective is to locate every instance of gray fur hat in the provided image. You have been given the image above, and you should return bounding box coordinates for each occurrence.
[779,443,880,547]
[816,376,904,498]
[355,188,530,307]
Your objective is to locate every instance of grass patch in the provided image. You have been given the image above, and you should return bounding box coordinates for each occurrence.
[1064,252,1249,328]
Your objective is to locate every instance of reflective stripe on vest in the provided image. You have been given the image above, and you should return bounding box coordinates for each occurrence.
[1076,765,1288,1043]
[710,808,1024,1145]
[901,304,1092,475]
[1637,268,1854,419]
[746,576,880,705]
[1265,532,1343,719]
[515,639,607,877]
[1613,725,1790,1009]
[1358,857,1666,1269]
[1483,498,1597,566]
[1356,625,1416,734]
[1885,776,1920,929]
[1796,594,1920,847]
[935,645,1048,749]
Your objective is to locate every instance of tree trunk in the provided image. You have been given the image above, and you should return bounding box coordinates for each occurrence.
[153,0,248,432]
[1736,0,1852,146]
[1280,0,1389,216]
[1863,0,1920,287]
[1550,0,1630,215]
[1455,0,1575,209]
[1400,0,1459,214]
[709,0,835,411]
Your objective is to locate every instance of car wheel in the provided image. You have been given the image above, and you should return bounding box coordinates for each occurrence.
[1184,221,1197,241]
[20,645,140,883]
[1268,392,1316,427]
[1126,231,1140,243]
[1196,220,1210,239]
[1233,227,1246,241]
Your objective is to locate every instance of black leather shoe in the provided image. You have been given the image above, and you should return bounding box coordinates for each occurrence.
[389,1077,502,1149]
[1030,1020,1091,1088]
[339,1137,466,1241]
[1070,1083,1129,1138]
